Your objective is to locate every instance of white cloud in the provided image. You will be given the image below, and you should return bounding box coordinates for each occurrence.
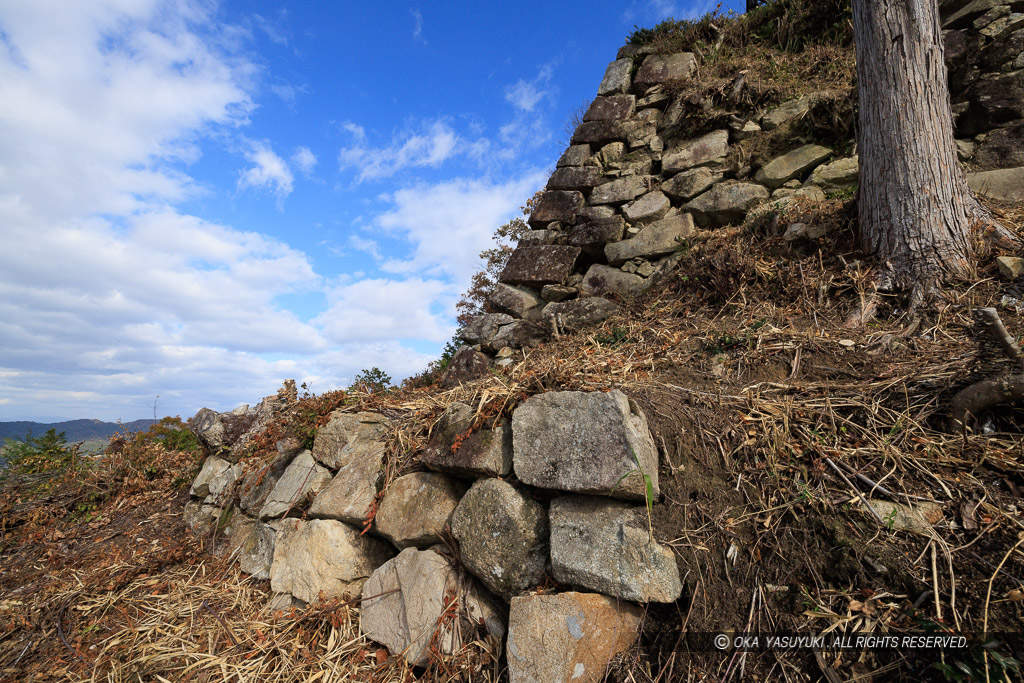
[375,172,548,282]
[411,9,424,42]
[0,1,342,421]
[504,64,554,112]
[238,141,294,200]
[291,146,317,174]
[315,278,455,345]
[348,234,382,261]
[338,119,466,182]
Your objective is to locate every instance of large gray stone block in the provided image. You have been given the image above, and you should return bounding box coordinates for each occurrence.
[360,548,505,667]
[604,213,696,265]
[580,264,647,298]
[499,245,582,288]
[451,478,549,599]
[258,451,332,520]
[421,402,513,478]
[269,519,393,603]
[512,390,658,500]
[375,472,467,549]
[549,495,682,603]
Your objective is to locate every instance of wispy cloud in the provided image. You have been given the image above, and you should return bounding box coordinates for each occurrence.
[338,120,464,182]
[375,172,548,282]
[505,65,553,112]
[238,141,294,203]
[291,146,317,175]
[411,9,425,42]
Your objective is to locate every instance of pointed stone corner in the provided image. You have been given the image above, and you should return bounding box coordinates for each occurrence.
[550,496,682,603]
[512,389,658,501]
[269,518,393,604]
[360,547,506,667]
[450,478,549,599]
[507,592,642,683]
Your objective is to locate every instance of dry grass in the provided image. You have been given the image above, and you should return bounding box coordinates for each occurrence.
[4,198,1024,680]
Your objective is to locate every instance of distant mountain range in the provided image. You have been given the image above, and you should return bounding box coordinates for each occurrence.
[0,418,159,444]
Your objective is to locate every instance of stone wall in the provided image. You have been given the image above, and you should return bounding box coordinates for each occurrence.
[184,6,1024,681]
[447,0,1024,383]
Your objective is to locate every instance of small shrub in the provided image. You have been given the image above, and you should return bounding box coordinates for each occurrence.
[352,367,392,394]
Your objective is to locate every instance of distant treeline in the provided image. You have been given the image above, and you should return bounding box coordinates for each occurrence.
[0,418,159,444]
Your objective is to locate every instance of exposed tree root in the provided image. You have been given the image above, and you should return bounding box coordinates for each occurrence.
[950,307,1024,433]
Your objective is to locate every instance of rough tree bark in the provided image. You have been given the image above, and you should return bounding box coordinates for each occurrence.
[852,0,1001,307]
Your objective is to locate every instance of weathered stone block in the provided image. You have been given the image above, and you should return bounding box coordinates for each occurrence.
[542,297,619,333]
[422,402,513,478]
[258,451,332,520]
[499,245,582,288]
[605,213,696,265]
[760,95,814,130]
[567,216,626,254]
[451,478,549,598]
[307,450,383,525]
[507,592,643,683]
[459,313,514,346]
[754,144,832,189]
[974,122,1024,168]
[622,190,671,226]
[360,548,505,667]
[312,411,390,470]
[571,119,634,145]
[440,347,491,388]
[663,167,719,201]
[662,130,729,173]
[807,155,859,190]
[634,52,697,87]
[546,166,605,192]
[580,264,647,298]
[487,319,548,352]
[685,181,769,226]
[270,519,393,603]
[597,58,633,96]
[528,190,584,228]
[557,144,592,168]
[512,389,658,500]
[589,176,648,205]
[968,166,1024,202]
[549,496,682,603]
[489,283,542,320]
[583,94,636,122]
[375,472,468,549]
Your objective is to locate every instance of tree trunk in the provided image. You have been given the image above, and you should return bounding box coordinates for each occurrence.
[852,0,975,304]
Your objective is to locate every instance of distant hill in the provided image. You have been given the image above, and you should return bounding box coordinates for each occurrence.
[0,418,159,444]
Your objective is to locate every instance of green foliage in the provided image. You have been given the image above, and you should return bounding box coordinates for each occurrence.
[2,428,81,474]
[352,367,392,393]
[135,416,202,454]
[596,326,630,346]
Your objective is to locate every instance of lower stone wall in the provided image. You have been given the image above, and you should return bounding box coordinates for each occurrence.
[186,387,678,681]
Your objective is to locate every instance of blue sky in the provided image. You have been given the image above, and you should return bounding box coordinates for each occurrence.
[0,0,744,422]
